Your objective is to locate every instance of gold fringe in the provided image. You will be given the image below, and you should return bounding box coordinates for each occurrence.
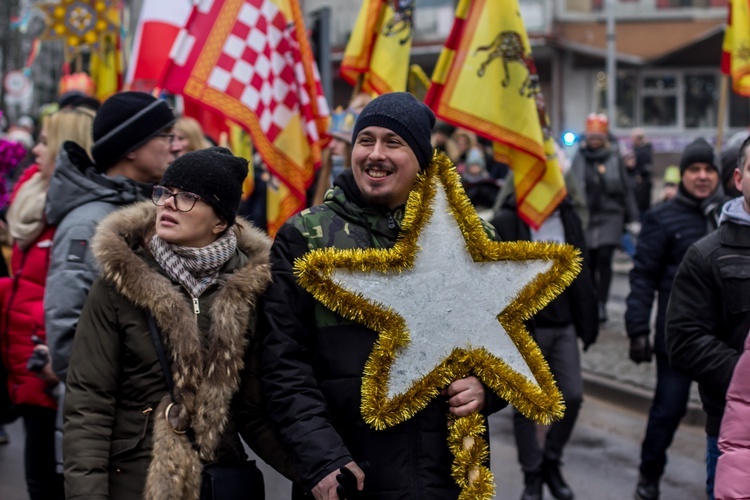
[294,152,582,497]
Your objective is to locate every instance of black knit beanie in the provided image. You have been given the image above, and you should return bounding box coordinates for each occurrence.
[679,138,719,175]
[160,147,248,225]
[351,92,436,169]
[91,91,176,172]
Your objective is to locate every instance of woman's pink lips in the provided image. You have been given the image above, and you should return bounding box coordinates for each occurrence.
[160,214,178,225]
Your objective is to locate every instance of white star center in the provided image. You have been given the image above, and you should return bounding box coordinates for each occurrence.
[331,185,552,399]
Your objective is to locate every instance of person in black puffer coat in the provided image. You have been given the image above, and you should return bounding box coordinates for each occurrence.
[666,135,750,500]
[626,137,728,500]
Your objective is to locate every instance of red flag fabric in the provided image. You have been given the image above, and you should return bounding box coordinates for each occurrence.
[125,0,193,92]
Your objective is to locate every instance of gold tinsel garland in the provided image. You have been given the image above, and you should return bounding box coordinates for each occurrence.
[294,151,581,499]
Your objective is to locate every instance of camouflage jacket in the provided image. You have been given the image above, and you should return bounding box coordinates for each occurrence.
[260,168,496,497]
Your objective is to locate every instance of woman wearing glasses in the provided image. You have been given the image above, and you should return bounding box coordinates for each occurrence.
[62,147,295,499]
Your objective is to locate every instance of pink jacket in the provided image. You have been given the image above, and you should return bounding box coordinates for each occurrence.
[715,329,750,500]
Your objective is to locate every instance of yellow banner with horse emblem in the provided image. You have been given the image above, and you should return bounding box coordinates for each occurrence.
[340,0,414,94]
[722,0,750,96]
[424,0,566,229]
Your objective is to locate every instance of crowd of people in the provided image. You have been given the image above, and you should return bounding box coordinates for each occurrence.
[0,88,749,500]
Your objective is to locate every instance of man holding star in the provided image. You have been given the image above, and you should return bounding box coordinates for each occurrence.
[259,92,507,499]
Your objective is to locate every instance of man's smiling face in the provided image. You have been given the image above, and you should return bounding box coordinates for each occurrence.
[351,126,421,210]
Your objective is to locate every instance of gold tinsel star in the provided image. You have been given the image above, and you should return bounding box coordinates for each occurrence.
[295,152,581,499]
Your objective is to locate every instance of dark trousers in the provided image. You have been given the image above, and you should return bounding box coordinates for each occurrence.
[513,325,583,473]
[589,244,616,304]
[639,352,691,481]
[20,405,64,500]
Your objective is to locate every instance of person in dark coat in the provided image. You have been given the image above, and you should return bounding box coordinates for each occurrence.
[570,114,639,323]
[666,135,750,500]
[492,193,598,500]
[626,138,726,500]
[0,107,96,500]
[630,128,654,215]
[62,148,296,499]
[721,143,742,198]
[260,93,504,499]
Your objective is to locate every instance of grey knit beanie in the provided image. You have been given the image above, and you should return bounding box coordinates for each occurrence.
[351,92,436,169]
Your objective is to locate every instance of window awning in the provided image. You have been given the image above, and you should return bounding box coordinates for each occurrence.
[555,19,724,65]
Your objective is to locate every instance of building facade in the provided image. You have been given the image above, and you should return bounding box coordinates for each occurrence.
[302,0,741,162]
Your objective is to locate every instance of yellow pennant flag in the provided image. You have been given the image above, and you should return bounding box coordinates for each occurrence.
[340,0,413,94]
[424,0,566,229]
[228,122,255,200]
[722,0,750,96]
[407,64,431,102]
[90,32,123,102]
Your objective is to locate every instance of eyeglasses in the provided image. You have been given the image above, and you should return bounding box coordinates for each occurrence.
[152,186,202,212]
[155,133,176,144]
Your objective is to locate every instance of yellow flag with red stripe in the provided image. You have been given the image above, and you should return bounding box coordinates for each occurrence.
[424,0,566,229]
[90,7,123,101]
[340,0,413,94]
[722,0,750,96]
[90,33,122,101]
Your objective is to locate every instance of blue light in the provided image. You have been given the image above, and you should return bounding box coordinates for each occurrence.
[562,131,577,147]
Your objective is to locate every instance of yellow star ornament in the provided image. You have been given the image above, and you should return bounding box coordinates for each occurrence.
[37,0,119,57]
[294,152,581,499]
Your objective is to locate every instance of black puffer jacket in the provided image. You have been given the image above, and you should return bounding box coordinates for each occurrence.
[260,169,503,499]
[666,221,750,436]
[491,196,599,349]
[626,188,725,353]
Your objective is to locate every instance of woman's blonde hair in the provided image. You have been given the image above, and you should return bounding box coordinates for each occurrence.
[175,116,211,153]
[42,106,97,168]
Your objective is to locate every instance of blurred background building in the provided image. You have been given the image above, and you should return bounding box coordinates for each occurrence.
[1,0,740,167]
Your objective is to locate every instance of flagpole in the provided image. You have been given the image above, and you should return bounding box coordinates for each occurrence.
[717,74,729,150]
[312,147,332,206]
[605,0,617,124]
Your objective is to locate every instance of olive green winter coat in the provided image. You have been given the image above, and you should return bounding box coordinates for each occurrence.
[63,201,295,500]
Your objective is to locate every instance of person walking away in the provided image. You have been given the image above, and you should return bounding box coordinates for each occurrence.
[570,113,638,322]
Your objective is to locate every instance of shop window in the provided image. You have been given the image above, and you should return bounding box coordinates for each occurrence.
[729,91,750,129]
[641,74,678,126]
[684,74,719,128]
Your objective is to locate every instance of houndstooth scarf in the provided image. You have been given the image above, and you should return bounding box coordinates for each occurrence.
[149,229,237,298]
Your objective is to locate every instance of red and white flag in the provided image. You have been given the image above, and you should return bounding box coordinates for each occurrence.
[125,0,193,91]
[160,0,330,235]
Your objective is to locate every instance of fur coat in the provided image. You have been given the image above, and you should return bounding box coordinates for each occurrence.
[63,201,294,500]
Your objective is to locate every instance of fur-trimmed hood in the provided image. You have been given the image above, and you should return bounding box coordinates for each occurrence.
[91,201,272,500]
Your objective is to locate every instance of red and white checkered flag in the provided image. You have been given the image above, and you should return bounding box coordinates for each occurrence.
[161,0,330,235]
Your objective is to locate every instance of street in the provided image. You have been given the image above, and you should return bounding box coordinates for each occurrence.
[0,255,707,499]
[0,393,705,499]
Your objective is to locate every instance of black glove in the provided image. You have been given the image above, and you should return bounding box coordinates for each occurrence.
[629,334,653,364]
[335,463,367,499]
[26,337,50,373]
